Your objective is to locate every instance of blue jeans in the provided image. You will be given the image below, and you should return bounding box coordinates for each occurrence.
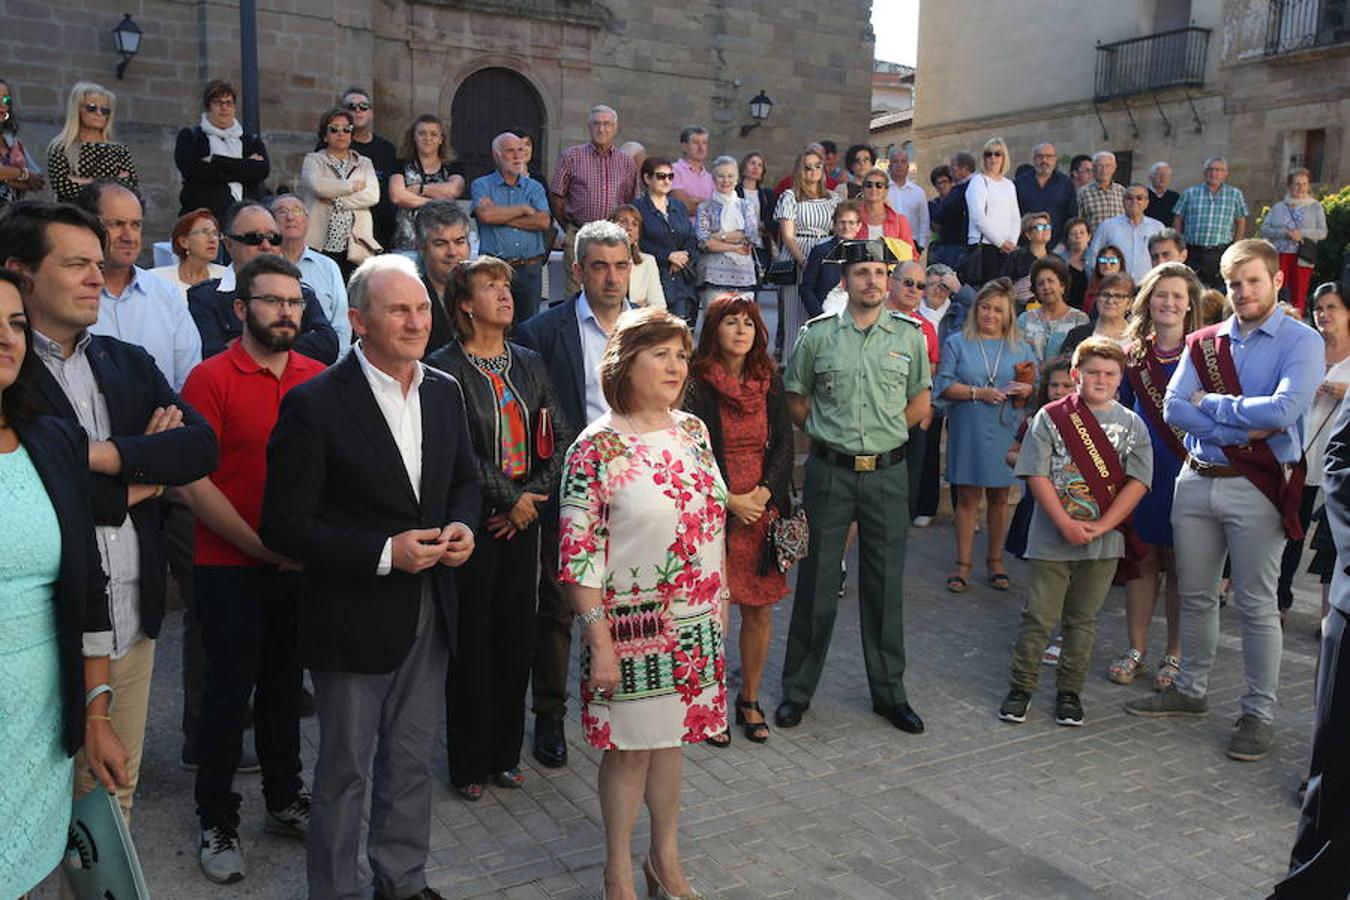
[510,261,543,324]
[928,243,968,270]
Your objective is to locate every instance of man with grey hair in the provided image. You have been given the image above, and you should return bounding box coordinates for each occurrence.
[550,104,638,294]
[671,125,713,222]
[887,148,931,253]
[1076,150,1126,230]
[1145,160,1179,225]
[471,131,552,321]
[618,140,646,171]
[1087,183,1165,280]
[262,251,478,900]
[1014,142,1077,245]
[513,218,632,770]
[413,200,472,356]
[1173,156,1248,289]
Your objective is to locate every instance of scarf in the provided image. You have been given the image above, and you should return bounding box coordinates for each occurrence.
[713,191,744,233]
[200,113,244,201]
[702,358,768,417]
[919,298,950,329]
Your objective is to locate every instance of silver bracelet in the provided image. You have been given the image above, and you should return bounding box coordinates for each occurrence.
[577,605,605,626]
[85,683,113,708]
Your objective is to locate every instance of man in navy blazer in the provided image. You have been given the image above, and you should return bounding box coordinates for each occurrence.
[1,200,218,817]
[512,219,631,769]
[799,202,862,318]
[261,254,478,900]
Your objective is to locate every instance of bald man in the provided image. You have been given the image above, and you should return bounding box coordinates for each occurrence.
[471,131,553,322]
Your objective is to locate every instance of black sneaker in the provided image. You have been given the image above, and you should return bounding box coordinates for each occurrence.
[998,689,1031,723]
[1054,692,1085,727]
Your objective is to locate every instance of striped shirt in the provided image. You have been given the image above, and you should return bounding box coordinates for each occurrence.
[1173,183,1249,247]
[549,142,638,227]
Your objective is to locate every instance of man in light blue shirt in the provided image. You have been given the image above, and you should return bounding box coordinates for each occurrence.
[471,132,552,323]
[1127,240,1322,764]
[271,194,351,353]
[80,181,202,390]
[1086,184,1165,282]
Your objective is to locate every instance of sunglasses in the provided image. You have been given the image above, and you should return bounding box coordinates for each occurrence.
[863,182,888,189]
[248,295,306,311]
[892,277,921,289]
[649,172,674,181]
[1097,256,1121,265]
[227,231,282,246]
[1030,223,1052,231]
[327,125,354,134]
[345,101,371,112]
[1099,292,1132,301]
[83,103,112,116]
[984,150,1003,158]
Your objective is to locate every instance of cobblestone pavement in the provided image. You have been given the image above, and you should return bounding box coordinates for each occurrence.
[36,512,1322,899]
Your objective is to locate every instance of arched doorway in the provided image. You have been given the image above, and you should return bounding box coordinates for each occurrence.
[450,68,547,184]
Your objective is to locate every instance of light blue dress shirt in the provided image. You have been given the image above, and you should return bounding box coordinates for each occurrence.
[296,247,352,352]
[93,265,202,390]
[470,171,550,260]
[1085,214,1165,282]
[1163,306,1324,464]
[576,290,631,424]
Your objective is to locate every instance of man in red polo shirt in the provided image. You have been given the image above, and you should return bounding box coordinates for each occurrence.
[177,254,326,884]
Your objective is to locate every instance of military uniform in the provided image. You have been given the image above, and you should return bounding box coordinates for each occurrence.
[780,302,932,712]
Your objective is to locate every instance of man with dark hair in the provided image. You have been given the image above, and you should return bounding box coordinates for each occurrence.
[821,139,844,185]
[1069,154,1094,191]
[930,151,976,269]
[671,125,713,222]
[179,253,323,883]
[1015,142,1077,246]
[339,87,399,249]
[413,200,472,356]
[1,200,219,819]
[1148,227,1189,266]
[186,200,338,364]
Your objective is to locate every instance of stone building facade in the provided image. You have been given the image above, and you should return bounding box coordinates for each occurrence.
[4,0,875,243]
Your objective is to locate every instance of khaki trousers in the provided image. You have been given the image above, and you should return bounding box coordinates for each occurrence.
[74,636,156,821]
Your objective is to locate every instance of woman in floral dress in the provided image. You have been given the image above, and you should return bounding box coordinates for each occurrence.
[559,307,727,900]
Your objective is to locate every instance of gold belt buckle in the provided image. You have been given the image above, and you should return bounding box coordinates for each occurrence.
[853,454,877,472]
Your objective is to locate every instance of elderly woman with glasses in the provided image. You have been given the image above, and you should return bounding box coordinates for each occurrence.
[965,136,1021,284]
[299,107,381,282]
[175,80,270,224]
[150,208,227,299]
[46,82,138,203]
[1061,272,1135,359]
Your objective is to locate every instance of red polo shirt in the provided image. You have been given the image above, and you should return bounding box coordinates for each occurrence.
[180,340,325,567]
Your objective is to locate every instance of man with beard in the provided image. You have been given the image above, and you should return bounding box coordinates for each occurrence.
[178,254,324,883]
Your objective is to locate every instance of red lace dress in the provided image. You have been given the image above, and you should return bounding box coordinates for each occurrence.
[714,374,790,608]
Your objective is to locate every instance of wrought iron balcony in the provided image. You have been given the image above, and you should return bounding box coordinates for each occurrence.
[1094,26,1211,101]
[1266,0,1350,55]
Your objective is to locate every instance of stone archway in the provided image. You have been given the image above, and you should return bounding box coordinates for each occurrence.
[450,67,547,183]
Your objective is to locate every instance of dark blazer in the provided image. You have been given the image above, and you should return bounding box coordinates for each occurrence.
[174,126,270,223]
[187,277,338,364]
[635,194,699,310]
[260,353,481,673]
[24,336,219,642]
[424,339,574,519]
[13,416,113,756]
[683,371,795,525]
[513,296,588,433]
[933,178,971,247]
[800,237,842,318]
[1323,396,1350,614]
[423,275,454,360]
[736,183,779,250]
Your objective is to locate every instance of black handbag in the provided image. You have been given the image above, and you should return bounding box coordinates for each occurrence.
[763,258,798,286]
[1297,237,1319,265]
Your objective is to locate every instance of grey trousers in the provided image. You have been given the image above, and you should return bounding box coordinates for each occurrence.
[308,590,448,900]
[1171,468,1285,722]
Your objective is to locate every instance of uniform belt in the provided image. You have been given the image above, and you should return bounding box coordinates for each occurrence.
[1185,454,1241,478]
[812,444,906,472]
[502,254,547,268]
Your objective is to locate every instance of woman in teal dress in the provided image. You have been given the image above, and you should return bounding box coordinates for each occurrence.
[934,278,1037,593]
[0,270,126,896]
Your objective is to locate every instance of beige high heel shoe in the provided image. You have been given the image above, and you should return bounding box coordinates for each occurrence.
[642,856,703,900]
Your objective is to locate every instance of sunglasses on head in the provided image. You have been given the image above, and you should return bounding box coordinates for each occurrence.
[83,103,112,116]
[227,231,282,246]
[327,124,354,134]
[345,101,371,112]
[649,172,674,181]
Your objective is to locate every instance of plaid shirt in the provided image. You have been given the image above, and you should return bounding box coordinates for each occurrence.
[1075,181,1126,230]
[1173,183,1249,246]
[549,142,638,227]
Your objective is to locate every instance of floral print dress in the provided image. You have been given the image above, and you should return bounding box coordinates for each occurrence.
[558,411,728,750]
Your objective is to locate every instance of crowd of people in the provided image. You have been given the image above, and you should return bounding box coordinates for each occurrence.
[0,72,1346,900]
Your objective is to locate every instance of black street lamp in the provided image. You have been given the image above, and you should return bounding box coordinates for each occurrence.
[112,14,142,80]
[740,90,774,137]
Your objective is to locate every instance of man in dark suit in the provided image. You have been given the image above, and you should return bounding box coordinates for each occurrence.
[799,202,862,318]
[1,201,218,817]
[1273,390,1350,899]
[261,253,478,900]
[929,151,976,270]
[513,219,631,768]
[187,200,338,364]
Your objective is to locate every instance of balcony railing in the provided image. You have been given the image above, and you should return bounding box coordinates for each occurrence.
[1094,26,1210,101]
[1266,0,1350,55]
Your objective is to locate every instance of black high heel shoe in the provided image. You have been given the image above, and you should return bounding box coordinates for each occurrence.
[735,695,770,743]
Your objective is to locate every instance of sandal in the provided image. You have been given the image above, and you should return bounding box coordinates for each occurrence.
[986,557,1010,591]
[492,768,525,789]
[1107,648,1148,685]
[735,695,770,743]
[456,783,485,802]
[1153,654,1181,692]
[704,729,732,749]
[946,561,971,593]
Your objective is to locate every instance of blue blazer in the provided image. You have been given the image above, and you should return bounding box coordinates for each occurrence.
[800,237,842,318]
[635,194,699,308]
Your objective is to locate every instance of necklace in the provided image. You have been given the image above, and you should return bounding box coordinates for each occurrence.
[975,336,1005,387]
[465,346,509,374]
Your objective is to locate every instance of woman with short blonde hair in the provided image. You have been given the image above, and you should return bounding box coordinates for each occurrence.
[46,82,137,203]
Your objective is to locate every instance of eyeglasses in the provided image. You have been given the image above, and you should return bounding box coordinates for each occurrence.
[1099,292,1133,301]
[1097,256,1121,265]
[227,231,282,246]
[327,125,354,134]
[1030,223,1052,231]
[983,150,1004,158]
[345,101,371,112]
[925,281,950,292]
[248,295,307,311]
[892,277,921,289]
[271,206,306,218]
[649,172,674,181]
[209,97,236,108]
[187,227,220,239]
[863,182,888,189]
[1125,195,1148,202]
[83,103,112,116]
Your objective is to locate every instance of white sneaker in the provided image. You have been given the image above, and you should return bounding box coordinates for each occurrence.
[200,824,244,884]
[1041,638,1063,666]
[912,516,932,527]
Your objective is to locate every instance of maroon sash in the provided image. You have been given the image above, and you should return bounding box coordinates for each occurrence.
[1187,324,1306,539]
[1124,342,1188,464]
[1043,394,1148,576]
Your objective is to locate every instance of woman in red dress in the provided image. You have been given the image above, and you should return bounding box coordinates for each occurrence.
[684,293,794,745]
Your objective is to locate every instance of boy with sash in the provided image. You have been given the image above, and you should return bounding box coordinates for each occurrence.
[1000,337,1153,726]
[1125,239,1322,763]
